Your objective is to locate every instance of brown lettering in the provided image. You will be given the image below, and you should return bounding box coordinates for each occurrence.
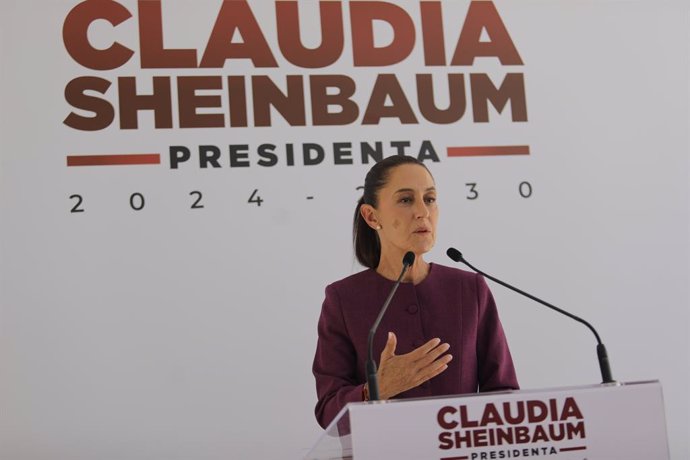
[351,2,415,66]
[548,423,566,441]
[138,1,197,68]
[310,75,359,126]
[437,406,458,430]
[452,2,523,65]
[453,429,473,448]
[252,75,306,127]
[526,400,548,423]
[227,76,248,127]
[567,421,586,439]
[62,0,133,70]
[276,1,344,68]
[549,398,559,421]
[118,76,173,129]
[63,77,114,130]
[438,432,454,450]
[459,405,479,428]
[200,0,277,68]
[362,74,418,124]
[561,397,584,421]
[480,402,505,426]
[473,428,488,447]
[420,1,445,66]
[178,76,224,128]
[503,401,525,424]
[515,426,530,444]
[532,424,549,442]
[417,74,466,124]
[470,73,527,122]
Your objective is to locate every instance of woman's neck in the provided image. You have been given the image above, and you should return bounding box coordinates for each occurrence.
[376,253,430,285]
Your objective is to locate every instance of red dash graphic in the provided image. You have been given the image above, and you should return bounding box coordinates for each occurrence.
[560,446,587,452]
[447,146,530,157]
[440,456,468,460]
[66,154,161,167]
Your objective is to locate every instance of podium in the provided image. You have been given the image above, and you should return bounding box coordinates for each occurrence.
[305,380,669,460]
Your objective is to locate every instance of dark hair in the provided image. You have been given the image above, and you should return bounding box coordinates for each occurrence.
[353,156,432,268]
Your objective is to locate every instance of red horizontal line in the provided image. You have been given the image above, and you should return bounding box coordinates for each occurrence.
[560,446,587,452]
[66,154,161,167]
[447,145,530,157]
[440,457,468,460]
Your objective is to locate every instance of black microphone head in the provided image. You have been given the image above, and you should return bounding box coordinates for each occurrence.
[402,251,416,267]
[446,247,463,262]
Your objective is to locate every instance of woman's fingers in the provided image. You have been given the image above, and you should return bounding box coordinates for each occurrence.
[414,353,453,386]
[407,337,442,359]
[379,332,398,361]
[377,337,453,399]
[413,342,451,368]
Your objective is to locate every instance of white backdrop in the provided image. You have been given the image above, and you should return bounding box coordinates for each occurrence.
[1,1,688,459]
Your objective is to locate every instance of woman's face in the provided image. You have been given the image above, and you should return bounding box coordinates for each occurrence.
[364,164,439,258]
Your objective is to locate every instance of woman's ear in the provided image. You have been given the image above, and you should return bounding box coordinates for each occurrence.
[360,204,380,230]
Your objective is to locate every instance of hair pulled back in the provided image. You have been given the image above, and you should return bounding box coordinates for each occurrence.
[353,155,432,268]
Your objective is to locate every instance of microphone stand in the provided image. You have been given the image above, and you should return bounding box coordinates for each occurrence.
[366,252,415,401]
[447,248,615,384]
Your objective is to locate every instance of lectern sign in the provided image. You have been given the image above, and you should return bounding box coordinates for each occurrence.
[437,396,586,455]
[347,381,669,460]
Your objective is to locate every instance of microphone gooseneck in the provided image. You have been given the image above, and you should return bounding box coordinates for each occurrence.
[366,251,416,401]
[446,247,614,384]
[402,251,415,267]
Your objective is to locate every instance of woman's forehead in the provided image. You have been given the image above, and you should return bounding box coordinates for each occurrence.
[384,164,435,189]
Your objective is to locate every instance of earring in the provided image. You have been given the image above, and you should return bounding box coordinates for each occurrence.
[376,225,382,230]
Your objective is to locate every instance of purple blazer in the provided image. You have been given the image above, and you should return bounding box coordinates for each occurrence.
[312,263,519,428]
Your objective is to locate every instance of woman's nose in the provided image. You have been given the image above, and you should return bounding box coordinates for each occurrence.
[414,200,429,218]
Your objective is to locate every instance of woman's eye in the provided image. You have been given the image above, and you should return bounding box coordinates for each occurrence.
[399,197,412,204]
[425,197,436,203]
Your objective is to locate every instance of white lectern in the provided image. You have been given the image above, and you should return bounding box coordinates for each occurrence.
[306,380,669,460]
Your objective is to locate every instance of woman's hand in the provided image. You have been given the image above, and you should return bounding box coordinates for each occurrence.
[376,332,452,400]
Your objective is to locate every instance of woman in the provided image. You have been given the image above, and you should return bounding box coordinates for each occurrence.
[312,155,518,429]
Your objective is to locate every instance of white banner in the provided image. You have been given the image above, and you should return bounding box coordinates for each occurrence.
[0,1,687,459]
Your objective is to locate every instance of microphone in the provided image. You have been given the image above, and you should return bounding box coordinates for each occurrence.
[446,247,615,384]
[366,251,416,401]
